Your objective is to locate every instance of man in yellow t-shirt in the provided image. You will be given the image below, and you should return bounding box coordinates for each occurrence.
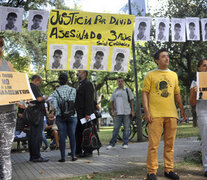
[142,49,186,180]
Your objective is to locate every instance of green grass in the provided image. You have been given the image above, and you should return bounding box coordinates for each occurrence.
[98,122,200,145]
[176,123,200,138]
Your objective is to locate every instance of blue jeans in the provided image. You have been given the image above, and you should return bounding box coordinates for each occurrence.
[109,115,131,146]
[42,117,48,148]
[56,116,77,159]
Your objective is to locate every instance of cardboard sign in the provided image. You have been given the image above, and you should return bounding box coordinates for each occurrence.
[197,72,207,100]
[47,10,134,72]
[0,72,35,105]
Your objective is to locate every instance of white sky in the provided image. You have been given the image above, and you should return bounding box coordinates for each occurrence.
[65,0,127,13]
[64,0,168,14]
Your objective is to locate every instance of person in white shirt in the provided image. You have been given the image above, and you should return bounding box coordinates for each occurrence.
[190,58,207,178]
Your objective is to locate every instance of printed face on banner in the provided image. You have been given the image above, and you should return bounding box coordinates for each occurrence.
[28,10,49,32]
[171,18,186,42]
[134,17,151,41]
[48,44,68,70]
[111,47,130,72]
[70,45,89,70]
[155,18,169,42]
[186,17,200,41]
[201,18,207,41]
[90,46,109,71]
[1,7,23,32]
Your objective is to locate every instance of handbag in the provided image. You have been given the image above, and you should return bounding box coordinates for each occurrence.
[23,103,41,126]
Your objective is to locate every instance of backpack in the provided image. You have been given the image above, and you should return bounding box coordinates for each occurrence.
[56,89,75,118]
[82,122,102,155]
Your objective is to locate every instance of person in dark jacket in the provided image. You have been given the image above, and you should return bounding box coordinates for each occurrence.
[28,74,49,162]
[75,70,94,157]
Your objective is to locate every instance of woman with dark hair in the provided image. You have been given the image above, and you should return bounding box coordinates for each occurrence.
[52,72,77,162]
[0,36,16,179]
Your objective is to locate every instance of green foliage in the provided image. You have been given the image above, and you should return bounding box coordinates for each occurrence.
[2,0,205,106]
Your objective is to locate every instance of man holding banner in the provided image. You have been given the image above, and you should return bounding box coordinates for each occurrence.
[0,36,16,180]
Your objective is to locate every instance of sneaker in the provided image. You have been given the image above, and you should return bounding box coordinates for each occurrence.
[122,144,128,149]
[147,173,157,180]
[164,171,179,180]
[44,147,50,152]
[106,145,114,150]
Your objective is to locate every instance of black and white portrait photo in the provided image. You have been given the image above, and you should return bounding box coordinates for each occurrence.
[48,44,68,70]
[1,6,24,32]
[111,48,130,73]
[28,10,49,32]
[70,45,89,70]
[201,18,207,41]
[134,17,151,41]
[90,46,109,71]
[171,18,186,42]
[155,18,169,42]
[186,17,200,41]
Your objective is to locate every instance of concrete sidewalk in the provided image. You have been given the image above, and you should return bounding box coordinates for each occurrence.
[11,137,201,180]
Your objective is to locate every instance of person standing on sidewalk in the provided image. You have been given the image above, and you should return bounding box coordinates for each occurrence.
[190,58,207,178]
[52,72,77,162]
[75,70,95,157]
[142,49,186,180]
[0,36,16,180]
[106,77,134,150]
[29,74,49,162]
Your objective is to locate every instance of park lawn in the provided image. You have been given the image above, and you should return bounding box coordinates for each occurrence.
[98,123,200,145]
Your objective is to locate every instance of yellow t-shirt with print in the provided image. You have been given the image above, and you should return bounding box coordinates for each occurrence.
[142,69,180,119]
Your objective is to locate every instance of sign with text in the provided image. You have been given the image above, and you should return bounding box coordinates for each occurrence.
[0,72,35,105]
[197,72,207,100]
[47,10,134,72]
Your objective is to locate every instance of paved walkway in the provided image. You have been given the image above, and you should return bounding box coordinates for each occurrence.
[11,137,201,180]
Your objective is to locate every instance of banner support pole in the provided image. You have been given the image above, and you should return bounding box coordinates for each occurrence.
[128,0,143,142]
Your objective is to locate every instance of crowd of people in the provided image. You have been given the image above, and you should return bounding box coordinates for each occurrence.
[0,35,207,180]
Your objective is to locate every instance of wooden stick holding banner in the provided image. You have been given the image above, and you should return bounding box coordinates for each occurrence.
[0,72,35,105]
